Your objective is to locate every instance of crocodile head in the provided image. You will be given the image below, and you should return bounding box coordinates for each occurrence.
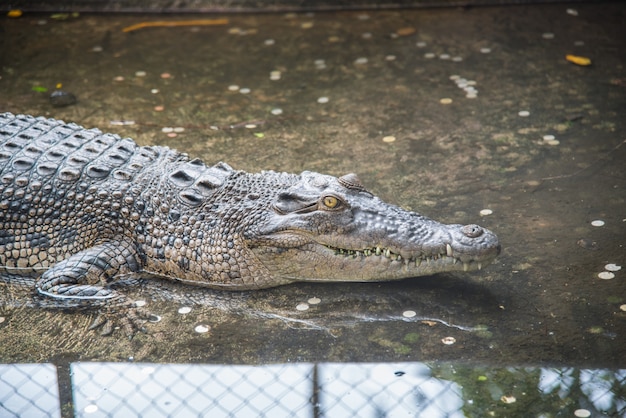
[246,171,500,286]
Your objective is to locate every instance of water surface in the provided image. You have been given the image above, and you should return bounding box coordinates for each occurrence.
[0,3,625,416]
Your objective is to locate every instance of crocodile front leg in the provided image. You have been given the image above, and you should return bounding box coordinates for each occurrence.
[35,239,151,336]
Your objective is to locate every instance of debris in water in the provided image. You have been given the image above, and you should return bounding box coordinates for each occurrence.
[566,54,591,66]
[296,303,310,311]
[590,220,605,227]
[122,19,229,33]
[110,120,135,126]
[84,405,98,414]
[402,310,416,318]
[451,76,479,98]
[542,134,559,146]
[605,264,621,271]
[598,271,615,280]
[441,336,456,345]
[501,395,516,404]
[49,90,77,107]
[194,324,210,333]
[396,27,416,37]
[576,238,598,250]
[178,307,192,314]
[314,59,326,69]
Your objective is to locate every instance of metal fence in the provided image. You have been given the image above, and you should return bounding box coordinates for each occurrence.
[1,362,625,417]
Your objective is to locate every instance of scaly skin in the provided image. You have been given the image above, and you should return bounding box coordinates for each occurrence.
[0,113,500,334]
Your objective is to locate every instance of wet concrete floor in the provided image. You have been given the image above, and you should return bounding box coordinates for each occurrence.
[0,3,625,369]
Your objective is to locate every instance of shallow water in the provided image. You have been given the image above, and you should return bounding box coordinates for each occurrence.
[0,3,625,416]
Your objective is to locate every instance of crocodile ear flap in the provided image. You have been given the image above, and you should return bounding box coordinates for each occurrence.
[274,191,319,214]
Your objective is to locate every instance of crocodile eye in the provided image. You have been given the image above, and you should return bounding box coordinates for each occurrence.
[322,195,339,209]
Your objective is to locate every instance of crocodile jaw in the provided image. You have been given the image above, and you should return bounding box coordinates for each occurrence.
[249,222,500,284]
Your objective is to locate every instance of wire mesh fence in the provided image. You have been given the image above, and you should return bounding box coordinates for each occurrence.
[0,364,61,418]
[1,362,625,417]
[71,363,313,418]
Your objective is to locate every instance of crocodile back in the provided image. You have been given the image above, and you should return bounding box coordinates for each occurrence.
[0,113,171,272]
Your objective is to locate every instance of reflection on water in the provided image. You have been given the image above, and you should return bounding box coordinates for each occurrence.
[319,363,464,417]
[1,362,624,417]
[539,368,626,416]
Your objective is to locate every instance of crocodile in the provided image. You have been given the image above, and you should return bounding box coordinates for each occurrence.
[0,112,500,334]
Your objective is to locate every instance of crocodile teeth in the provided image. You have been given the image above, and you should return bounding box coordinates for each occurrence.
[327,244,467,270]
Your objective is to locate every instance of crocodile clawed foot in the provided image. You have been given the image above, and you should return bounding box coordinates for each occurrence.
[89,303,156,338]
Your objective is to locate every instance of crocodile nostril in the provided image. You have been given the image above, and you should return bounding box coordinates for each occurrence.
[462,224,484,238]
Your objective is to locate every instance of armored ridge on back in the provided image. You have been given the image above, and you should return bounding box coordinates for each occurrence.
[0,112,500,334]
